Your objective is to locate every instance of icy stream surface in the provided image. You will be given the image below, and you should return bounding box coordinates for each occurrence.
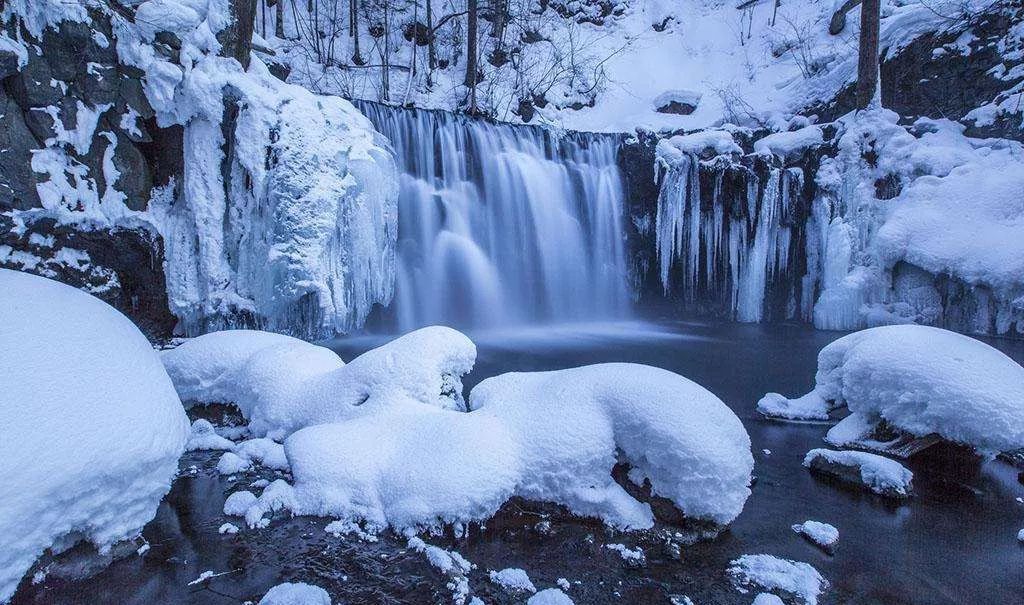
[14,322,1024,604]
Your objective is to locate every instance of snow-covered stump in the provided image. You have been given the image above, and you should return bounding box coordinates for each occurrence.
[0,269,190,603]
[804,449,913,499]
[760,325,1024,458]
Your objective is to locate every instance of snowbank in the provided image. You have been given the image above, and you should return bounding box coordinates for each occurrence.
[776,325,1024,455]
[728,554,828,605]
[804,449,913,499]
[0,269,189,603]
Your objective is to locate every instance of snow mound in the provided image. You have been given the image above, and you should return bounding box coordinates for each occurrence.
[787,325,1024,455]
[257,582,331,605]
[756,392,832,422]
[753,125,824,160]
[470,364,754,527]
[0,269,189,603]
[169,328,751,532]
[185,419,235,452]
[489,568,536,593]
[791,521,839,551]
[528,588,575,605]
[752,594,785,605]
[161,326,474,438]
[286,361,752,531]
[161,330,342,408]
[658,131,741,159]
[728,554,828,605]
[804,449,913,499]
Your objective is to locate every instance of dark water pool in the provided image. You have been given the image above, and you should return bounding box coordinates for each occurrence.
[13,321,1024,604]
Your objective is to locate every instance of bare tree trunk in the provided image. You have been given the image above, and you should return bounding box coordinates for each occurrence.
[426,0,435,76]
[465,0,478,109]
[856,0,880,110]
[221,0,257,69]
[275,0,285,37]
[351,0,364,64]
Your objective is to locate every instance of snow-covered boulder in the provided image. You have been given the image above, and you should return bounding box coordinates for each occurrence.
[728,554,828,605]
[470,364,753,527]
[0,269,189,603]
[528,588,575,605]
[653,90,702,115]
[161,326,474,439]
[804,449,913,499]
[168,327,752,532]
[766,325,1024,455]
[791,520,839,553]
[257,582,332,605]
[284,361,752,532]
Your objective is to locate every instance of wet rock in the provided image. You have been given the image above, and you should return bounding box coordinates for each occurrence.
[0,49,20,79]
[0,91,42,210]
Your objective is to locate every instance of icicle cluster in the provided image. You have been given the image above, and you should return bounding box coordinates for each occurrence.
[654,135,804,322]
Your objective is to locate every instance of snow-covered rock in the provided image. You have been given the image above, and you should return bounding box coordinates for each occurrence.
[804,449,913,499]
[224,491,258,517]
[756,392,833,422]
[0,269,189,603]
[728,554,828,605]
[774,325,1024,455]
[752,593,785,605]
[528,588,575,605]
[185,419,235,452]
[791,521,839,552]
[161,326,473,439]
[488,568,536,593]
[284,359,753,531]
[257,582,331,605]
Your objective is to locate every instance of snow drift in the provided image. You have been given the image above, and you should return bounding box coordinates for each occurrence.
[0,269,189,603]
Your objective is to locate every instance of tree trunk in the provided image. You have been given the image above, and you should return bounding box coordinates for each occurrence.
[351,0,364,64]
[465,0,478,108]
[220,0,257,69]
[426,0,435,74]
[856,0,880,110]
[275,0,285,38]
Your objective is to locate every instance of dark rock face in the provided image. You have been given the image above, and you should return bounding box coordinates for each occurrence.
[0,10,183,339]
[655,100,696,115]
[809,8,1024,141]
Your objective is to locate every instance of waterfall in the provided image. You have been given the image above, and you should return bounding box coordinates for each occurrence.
[355,102,631,332]
[654,150,805,322]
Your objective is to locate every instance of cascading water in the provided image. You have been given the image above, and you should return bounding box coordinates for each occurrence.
[355,101,631,332]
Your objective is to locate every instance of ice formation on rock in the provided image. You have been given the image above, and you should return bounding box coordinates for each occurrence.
[654,131,809,322]
[0,269,189,604]
[805,110,1024,336]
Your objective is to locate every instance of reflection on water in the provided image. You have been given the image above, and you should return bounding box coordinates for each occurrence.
[14,322,1024,604]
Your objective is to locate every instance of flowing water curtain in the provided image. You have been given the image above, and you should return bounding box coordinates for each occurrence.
[357,102,631,331]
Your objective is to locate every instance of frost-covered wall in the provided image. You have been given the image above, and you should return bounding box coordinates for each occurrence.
[646,112,1024,339]
[1,0,399,339]
[805,111,1024,337]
